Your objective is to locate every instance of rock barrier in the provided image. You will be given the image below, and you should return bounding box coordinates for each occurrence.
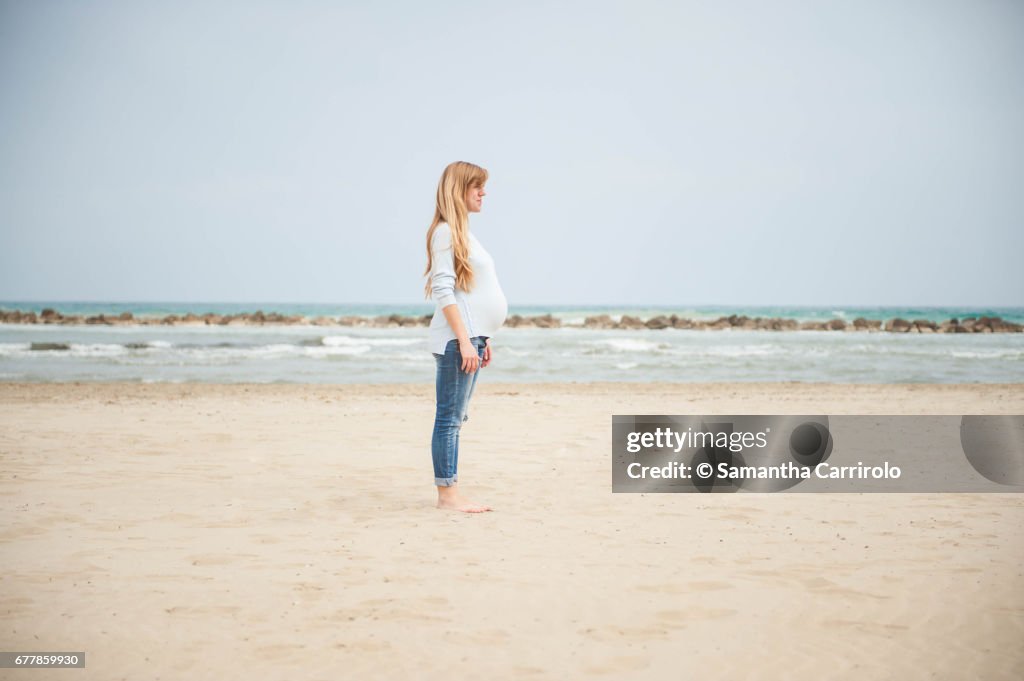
[1,309,1020,333]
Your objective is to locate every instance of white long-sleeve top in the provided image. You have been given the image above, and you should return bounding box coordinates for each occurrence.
[428,222,508,355]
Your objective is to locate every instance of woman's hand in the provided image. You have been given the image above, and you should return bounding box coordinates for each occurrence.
[459,339,480,374]
[481,338,492,368]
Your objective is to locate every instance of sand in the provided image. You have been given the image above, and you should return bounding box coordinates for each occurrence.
[1,382,1022,680]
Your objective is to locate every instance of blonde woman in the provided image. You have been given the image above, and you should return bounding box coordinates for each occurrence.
[423,161,508,512]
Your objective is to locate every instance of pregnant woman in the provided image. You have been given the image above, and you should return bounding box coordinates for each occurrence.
[423,161,508,513]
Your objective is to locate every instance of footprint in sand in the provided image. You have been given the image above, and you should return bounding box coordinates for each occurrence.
[582,654,651,674]
[656,607,738,624]
[635,580,733,594]
[187,553,251,566]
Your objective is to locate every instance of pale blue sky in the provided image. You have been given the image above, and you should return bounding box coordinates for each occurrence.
[1,0,1021,307]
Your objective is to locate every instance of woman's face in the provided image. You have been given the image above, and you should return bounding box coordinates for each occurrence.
[465,183,486,213]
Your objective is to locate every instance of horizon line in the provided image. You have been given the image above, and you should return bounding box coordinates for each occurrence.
[1,299,1022,310]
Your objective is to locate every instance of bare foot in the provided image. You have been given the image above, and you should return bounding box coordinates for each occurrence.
[436,494,493,513]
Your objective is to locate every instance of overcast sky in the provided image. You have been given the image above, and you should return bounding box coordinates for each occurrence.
[1,0,1021,308]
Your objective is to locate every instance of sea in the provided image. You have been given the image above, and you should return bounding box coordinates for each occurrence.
[1,302,1022,384]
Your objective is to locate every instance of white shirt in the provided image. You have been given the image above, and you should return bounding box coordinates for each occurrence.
[428,222,508,355]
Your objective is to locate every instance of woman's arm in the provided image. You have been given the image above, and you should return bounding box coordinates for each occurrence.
[441,304,480,373]
[431,226,479,373]
[440,303,470,345]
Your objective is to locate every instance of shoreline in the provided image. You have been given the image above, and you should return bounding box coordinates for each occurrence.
[3,380,1023,409]
[1,308,1022,333]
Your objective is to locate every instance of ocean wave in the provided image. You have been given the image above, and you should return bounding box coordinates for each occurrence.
[390,352,435,362]
[583,338,665,353]
[702,344,787,358]
[169,342,383,359]
[4,339,180,355]
[660,344,789,358]
[11,341,374,360]
[950,350,1023,360]
[0,342,30,356]
[19,342,130,357]
[321,335,421,347]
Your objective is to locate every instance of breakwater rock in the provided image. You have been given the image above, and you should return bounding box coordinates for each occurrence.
[1,308,1021,333]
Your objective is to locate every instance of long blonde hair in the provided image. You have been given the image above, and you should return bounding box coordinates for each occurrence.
[423,161,488,298]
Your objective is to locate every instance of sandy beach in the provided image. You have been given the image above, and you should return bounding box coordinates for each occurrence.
[1,381,1022,680]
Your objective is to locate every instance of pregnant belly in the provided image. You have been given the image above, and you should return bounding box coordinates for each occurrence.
[475,287,508,329]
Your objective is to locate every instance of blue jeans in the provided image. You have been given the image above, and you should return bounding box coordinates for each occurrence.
[431,336,488,487]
